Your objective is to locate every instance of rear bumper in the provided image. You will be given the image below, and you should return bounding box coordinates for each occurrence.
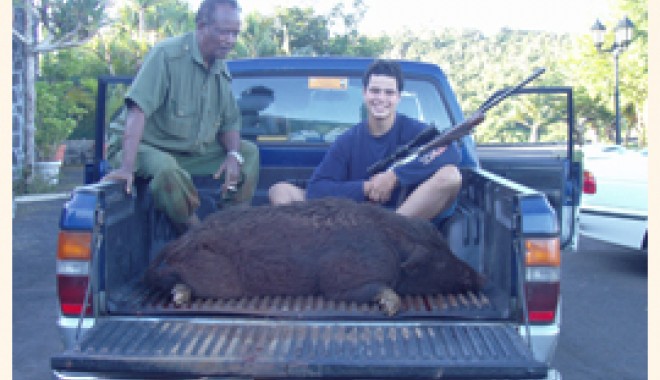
[57,315,95,350]
[53,370,561,380]
[520,323,560,364]
[519,299,561,365]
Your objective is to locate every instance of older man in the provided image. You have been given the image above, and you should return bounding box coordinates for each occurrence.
[103,0,259,232]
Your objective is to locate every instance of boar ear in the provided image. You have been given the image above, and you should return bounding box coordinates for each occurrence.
[401,247,431,274]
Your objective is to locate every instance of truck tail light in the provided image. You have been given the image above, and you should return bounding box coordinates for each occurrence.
[583,170,596,194]
[56,231,93,316]
[524,238,560,324]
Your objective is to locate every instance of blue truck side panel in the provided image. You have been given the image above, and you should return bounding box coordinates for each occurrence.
[60,192,97,231]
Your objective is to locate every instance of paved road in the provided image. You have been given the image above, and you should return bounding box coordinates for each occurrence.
[13,165,81,380]
[11,168,648,379]
[13,198,66,380]
[553,236,647,379]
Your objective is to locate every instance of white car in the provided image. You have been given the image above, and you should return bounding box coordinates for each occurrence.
[579,144,648,251]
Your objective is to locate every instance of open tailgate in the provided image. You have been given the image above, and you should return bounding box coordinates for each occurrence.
[52,319,547,379]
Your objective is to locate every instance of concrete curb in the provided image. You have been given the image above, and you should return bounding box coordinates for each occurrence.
[14,192,71,203]
[13,193,71,219]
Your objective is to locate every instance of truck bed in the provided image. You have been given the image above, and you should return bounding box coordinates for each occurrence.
[53,169,552,379]
[106,278,510,320]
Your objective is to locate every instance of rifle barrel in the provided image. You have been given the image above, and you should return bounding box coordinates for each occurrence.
[478,68,546,113]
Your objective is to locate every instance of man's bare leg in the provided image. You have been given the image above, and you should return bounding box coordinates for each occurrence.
[396,165,462,220]
[268,182,306,205]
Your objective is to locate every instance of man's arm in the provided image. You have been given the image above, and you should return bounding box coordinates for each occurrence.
[101,104,146,193]
[219,129,241,153]
[393,141,462,186]
[101,43,169,192]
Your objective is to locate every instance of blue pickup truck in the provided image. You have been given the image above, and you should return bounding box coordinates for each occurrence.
[51,57,579,379]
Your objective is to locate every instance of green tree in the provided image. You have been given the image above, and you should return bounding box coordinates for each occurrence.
[274,6,330,55]
[474,92,568,145]
[270,2,389,57]
[562,0,647,146]
[13,0,107,180]
[35,80,89,160]
[233,12,279,57]
[62,0,195,139]
[616,0,647,146]
[389,27,571,143]
[324,0,390,56]
[116,0,194,42]
[99,0,193,74]
[40,48,104,139]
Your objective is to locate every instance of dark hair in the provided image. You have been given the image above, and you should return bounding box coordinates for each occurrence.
[362,59,404,92]
[196,0,241,26]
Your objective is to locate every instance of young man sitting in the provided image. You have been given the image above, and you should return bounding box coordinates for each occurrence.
[268,59,462,220]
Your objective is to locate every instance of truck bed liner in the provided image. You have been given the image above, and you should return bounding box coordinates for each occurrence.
[106,280,510,320]
[52,319,547,379]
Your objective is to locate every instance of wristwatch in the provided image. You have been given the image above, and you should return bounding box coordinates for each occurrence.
[228,150,244,165]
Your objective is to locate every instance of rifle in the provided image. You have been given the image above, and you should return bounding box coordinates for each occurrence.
[366,68,546,176]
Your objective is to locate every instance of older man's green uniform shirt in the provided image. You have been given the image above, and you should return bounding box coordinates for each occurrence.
[126,31,240,155]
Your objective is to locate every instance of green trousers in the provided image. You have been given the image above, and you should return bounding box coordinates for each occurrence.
[133,141,259,224]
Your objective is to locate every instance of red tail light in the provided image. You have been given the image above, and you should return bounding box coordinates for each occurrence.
[525,282,560,323]
[57,274,93,315]
[583,170,596,194]
[524,238,560,324]
[56,231,93,317]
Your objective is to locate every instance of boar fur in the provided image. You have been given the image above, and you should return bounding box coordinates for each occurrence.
[145,197,484,315]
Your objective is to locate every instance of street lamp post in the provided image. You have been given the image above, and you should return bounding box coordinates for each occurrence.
[590,16,634,145]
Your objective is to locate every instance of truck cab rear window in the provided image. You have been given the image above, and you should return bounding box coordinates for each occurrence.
[231,76,452,144]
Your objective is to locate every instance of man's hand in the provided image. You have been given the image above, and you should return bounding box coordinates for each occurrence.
[214,154,242,196]
[101,167,135,194]
[364,171,398,204]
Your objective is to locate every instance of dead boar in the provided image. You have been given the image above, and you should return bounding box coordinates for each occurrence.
[145,197,484,315]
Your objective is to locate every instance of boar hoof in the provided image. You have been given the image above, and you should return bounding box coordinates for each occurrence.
[172,283,192,306]
[376,288,401,316]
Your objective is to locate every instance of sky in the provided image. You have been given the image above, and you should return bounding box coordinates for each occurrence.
[186,0,617,36]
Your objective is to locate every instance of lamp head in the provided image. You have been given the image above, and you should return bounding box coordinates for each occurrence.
[590,19,606,50]
[615,16,634,48]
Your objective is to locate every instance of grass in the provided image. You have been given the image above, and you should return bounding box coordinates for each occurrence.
[12,177,59,195]
[12,164,84,195]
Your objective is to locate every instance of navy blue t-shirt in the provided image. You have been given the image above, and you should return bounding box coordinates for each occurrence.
[306,113,462,209]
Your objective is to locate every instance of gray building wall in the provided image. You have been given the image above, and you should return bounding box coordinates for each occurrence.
[12,6,27,180]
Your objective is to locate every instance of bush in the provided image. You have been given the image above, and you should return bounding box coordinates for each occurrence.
[35,81,89,160]
[12,175,57,195]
